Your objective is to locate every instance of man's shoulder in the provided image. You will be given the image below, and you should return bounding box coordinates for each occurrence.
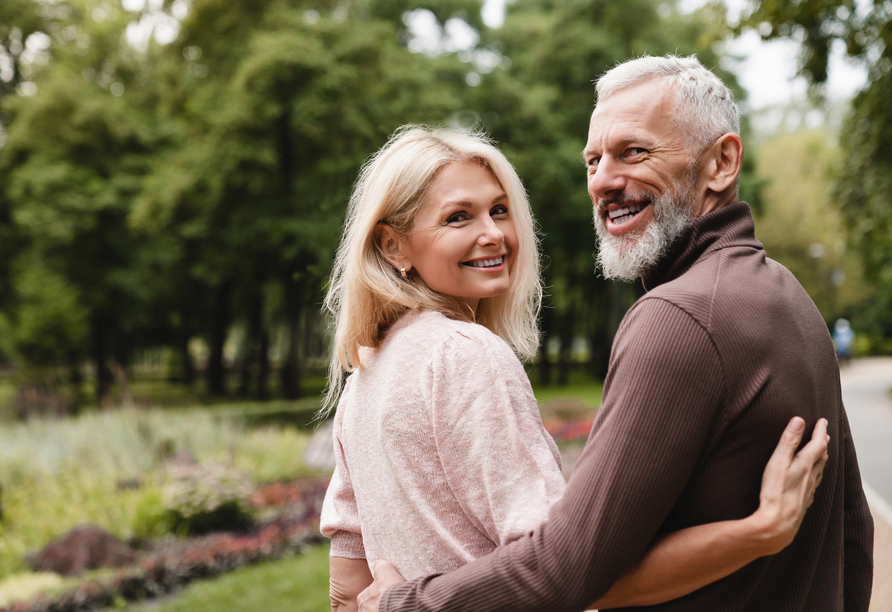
[642,243,792,326]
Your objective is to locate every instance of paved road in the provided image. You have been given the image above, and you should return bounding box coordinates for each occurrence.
[839,357,892,611]
[841,357,892,507]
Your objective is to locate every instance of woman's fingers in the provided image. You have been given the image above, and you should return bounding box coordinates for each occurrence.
[756,417,832,553]
[795,418,829,470]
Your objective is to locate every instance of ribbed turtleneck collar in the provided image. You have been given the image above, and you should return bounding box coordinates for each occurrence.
[641,201,764,292]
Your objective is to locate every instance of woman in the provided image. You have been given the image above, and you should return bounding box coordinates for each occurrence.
[320,126,827,611]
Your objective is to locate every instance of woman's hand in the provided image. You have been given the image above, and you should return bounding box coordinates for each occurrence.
[750,416,829,555]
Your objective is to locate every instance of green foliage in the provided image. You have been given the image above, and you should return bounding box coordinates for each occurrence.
[0,263,88,371]
[834,69,892,338]
[752,128,865,323]
[737,0,892,345]
[735,0,891,83]
[163,463,254,536]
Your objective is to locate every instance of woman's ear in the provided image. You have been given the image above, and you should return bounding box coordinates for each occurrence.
[375,224,412,273]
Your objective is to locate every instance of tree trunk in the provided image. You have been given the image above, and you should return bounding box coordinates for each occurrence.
[239,292,264,398]
[178,313,195,386]
[280,276,302,399]
[257,326,270,401]
[207,281,232,396]
[92,314,113,408]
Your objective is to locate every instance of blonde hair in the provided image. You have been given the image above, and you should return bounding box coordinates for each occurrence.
[322,126,542,413]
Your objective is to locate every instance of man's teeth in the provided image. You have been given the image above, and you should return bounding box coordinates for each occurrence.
[608,203,647,225]
[466,256,504,268]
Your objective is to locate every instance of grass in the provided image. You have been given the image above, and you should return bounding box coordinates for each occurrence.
[530,369,603,409]
[125,542,331,612]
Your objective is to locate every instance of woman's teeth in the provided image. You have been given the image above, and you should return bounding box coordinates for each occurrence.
[608,203,647,225]
[465,256,504,268]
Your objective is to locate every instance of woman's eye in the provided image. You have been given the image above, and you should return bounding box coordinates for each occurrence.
[446,212,469,223]
[491,204,509,216]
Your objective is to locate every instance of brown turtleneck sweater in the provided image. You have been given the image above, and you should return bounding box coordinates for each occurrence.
[381,202,874,612]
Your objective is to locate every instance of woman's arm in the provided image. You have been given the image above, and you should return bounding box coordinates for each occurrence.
[331,557,374,612]
[592,416,829,609]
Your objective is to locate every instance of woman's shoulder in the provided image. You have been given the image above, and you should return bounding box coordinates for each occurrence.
[393,309,509,353]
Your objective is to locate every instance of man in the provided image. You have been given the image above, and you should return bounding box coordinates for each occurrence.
[359,55,874,611]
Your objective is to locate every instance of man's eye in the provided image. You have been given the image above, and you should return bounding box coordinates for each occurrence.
[626,147,647,157]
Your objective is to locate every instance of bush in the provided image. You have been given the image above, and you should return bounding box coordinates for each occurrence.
[163,463,254,536]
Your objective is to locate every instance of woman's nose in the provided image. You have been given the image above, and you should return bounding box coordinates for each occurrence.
[477,217,504,246]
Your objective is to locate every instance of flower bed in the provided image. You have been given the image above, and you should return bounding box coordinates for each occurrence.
[540,398,598,444]
[0,479,329,612]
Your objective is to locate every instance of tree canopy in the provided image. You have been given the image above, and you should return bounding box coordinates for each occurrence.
[734,0,892,344]
[0,0,808,410]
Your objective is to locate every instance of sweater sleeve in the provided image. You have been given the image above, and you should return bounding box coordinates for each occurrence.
[429,329,566,546]
[840,405,874,610]
[382,298,726,612]
[320,389,366,560]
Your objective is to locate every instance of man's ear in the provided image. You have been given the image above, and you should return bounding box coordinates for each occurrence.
[704,133,743,194]
[375,224,411,272]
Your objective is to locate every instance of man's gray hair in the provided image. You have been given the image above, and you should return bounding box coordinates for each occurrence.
[596,55,739,155]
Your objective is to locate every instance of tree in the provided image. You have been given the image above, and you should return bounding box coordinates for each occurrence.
[751,128,864,322]
[132,0,476,396]
[734,0,892,344]
[0,0,162,406]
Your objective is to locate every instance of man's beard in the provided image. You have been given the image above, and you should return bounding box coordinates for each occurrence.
[594,173,697,282]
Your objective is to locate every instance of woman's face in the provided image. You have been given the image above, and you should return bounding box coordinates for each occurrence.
[402,161,519,311]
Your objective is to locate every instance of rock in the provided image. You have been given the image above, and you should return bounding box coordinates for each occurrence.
[31,524,136,577]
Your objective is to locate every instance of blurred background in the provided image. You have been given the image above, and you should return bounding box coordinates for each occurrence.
[1,0,891,609]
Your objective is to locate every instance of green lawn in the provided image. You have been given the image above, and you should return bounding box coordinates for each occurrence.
[531,370,603,409]
[127,543,331,612]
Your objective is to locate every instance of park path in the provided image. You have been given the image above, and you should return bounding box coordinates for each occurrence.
[839,357,892,611]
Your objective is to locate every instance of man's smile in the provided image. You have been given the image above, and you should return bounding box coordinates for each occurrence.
[608,202,652,225]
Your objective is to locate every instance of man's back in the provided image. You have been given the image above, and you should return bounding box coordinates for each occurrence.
[627,202,873,609]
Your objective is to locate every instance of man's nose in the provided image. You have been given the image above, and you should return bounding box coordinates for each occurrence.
[588,157,626,200]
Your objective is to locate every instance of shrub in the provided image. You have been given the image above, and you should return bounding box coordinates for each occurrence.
[163,464,254,536]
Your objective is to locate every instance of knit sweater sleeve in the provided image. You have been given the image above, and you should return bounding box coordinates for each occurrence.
[841,405,874,610]
[428,328,566,546]
[382,298,726,612]
[320,382,366,560]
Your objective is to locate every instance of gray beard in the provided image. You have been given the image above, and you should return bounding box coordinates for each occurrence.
[594,177,696,282]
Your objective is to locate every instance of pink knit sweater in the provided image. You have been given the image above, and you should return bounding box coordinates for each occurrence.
[320,309,566,580]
